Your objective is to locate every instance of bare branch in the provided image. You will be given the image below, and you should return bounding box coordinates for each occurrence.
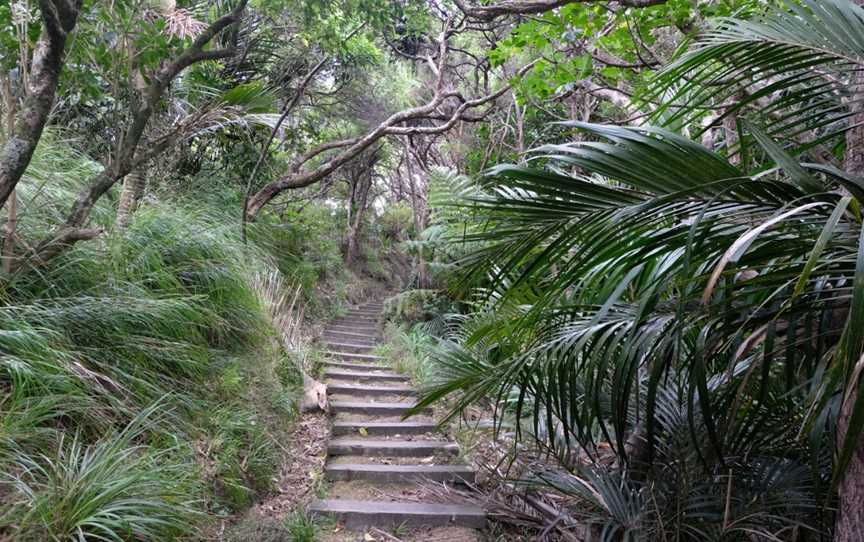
[452,0,667,21]
[241,21,367,240]
[18,227,103,271]
[244,40,537,219]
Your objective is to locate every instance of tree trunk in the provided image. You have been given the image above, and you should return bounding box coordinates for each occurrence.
[114,168,146,229]
[0,1,83,209]
[2,75,18,274]
[836,393,864,541]
[722,94,743,166]
[836,40,864,540]
[404,151,429,288]
[3,191,17,274]
[345,172,371,266]
[515,100,525,160]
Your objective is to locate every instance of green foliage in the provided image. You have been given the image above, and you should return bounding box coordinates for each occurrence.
[207,402,276,511]
[491,0,756,103]
[248,203,345,307]
[648,0,863,149]
[382,289,449,327]
[376,201,414,241]
[284,509,318,542]
[379,322,436,387]
[418,1,864,537]
[0,151,337,536]
[1,407,201,541]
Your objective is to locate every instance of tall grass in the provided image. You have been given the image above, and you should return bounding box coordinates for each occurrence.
[0,136,346,538]
[2,405,201,541]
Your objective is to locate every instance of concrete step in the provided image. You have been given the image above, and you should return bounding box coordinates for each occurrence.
[332,321,379,328]
[328,438,459,457]
[324,361,390,372]
[334,315,379,322]
[324,331,379,344]
[327,331,380,340]
[309,499,486,529]
[327,383,417,398]
[346,311,380,316]
[323,341,377,354]
[325,464,476,484]
[325,370,409,383]
[322,350,383,361]
[329,401,432,416]
[327,325,380,335]
[332,421,437,436]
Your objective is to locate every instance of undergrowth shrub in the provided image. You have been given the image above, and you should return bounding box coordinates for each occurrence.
[379,322,437,387]
[382,289,451,328]
[248,204,343,300]
[1,406,201,541]
[0,201,305,538]
[1,138,363,539]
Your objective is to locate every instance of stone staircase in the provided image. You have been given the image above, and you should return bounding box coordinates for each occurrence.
[309,302,486,532]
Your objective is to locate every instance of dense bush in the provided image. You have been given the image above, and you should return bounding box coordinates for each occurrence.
[382,289,452,328]
[0,138,354,537]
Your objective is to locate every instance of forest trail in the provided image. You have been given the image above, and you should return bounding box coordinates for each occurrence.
[309,302,485,538]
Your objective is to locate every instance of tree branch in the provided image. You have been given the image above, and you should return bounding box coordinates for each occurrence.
[0,0,83,210]
[244,41,536,219]
[62,0,248,230]
[452,0,667,21]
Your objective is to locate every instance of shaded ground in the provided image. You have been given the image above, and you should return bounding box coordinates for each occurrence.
[252,412,331,519]
[216,412,330,540]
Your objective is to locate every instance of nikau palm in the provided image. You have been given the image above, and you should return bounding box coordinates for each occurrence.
[420,0,864,539]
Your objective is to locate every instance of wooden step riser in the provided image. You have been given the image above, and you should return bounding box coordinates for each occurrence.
[324,328,381,342]
[327,384,417,398]
[333,317,379,325]
[329,402,431,416]
[323,333,379,345]
[322,350,382,359]
[309,500,486,529]
[324,361,389,372]
[323,342,377,354]
[325,465,475,484]
[328,440,459,457]
[332,322,379,330]
[325,371,409,383]
[332,421,436,436]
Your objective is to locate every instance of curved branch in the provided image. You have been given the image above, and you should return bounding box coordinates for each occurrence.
[245,53,536,219]
[63,0,249,229]
[0,0,83,210]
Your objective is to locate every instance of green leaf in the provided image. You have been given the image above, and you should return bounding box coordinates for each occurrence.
[746,121,823,193]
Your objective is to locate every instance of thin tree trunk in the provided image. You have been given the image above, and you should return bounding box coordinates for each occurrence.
[403,149,429,288]
[345,173,371,266]
[114,168,146,230]
[515,99,525,160]
[722,94,743,166]
[836,391,864,541]
[3,191,17,274]
[835,37,864,539]
[0,1,82,209]
[2,75,18,274]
